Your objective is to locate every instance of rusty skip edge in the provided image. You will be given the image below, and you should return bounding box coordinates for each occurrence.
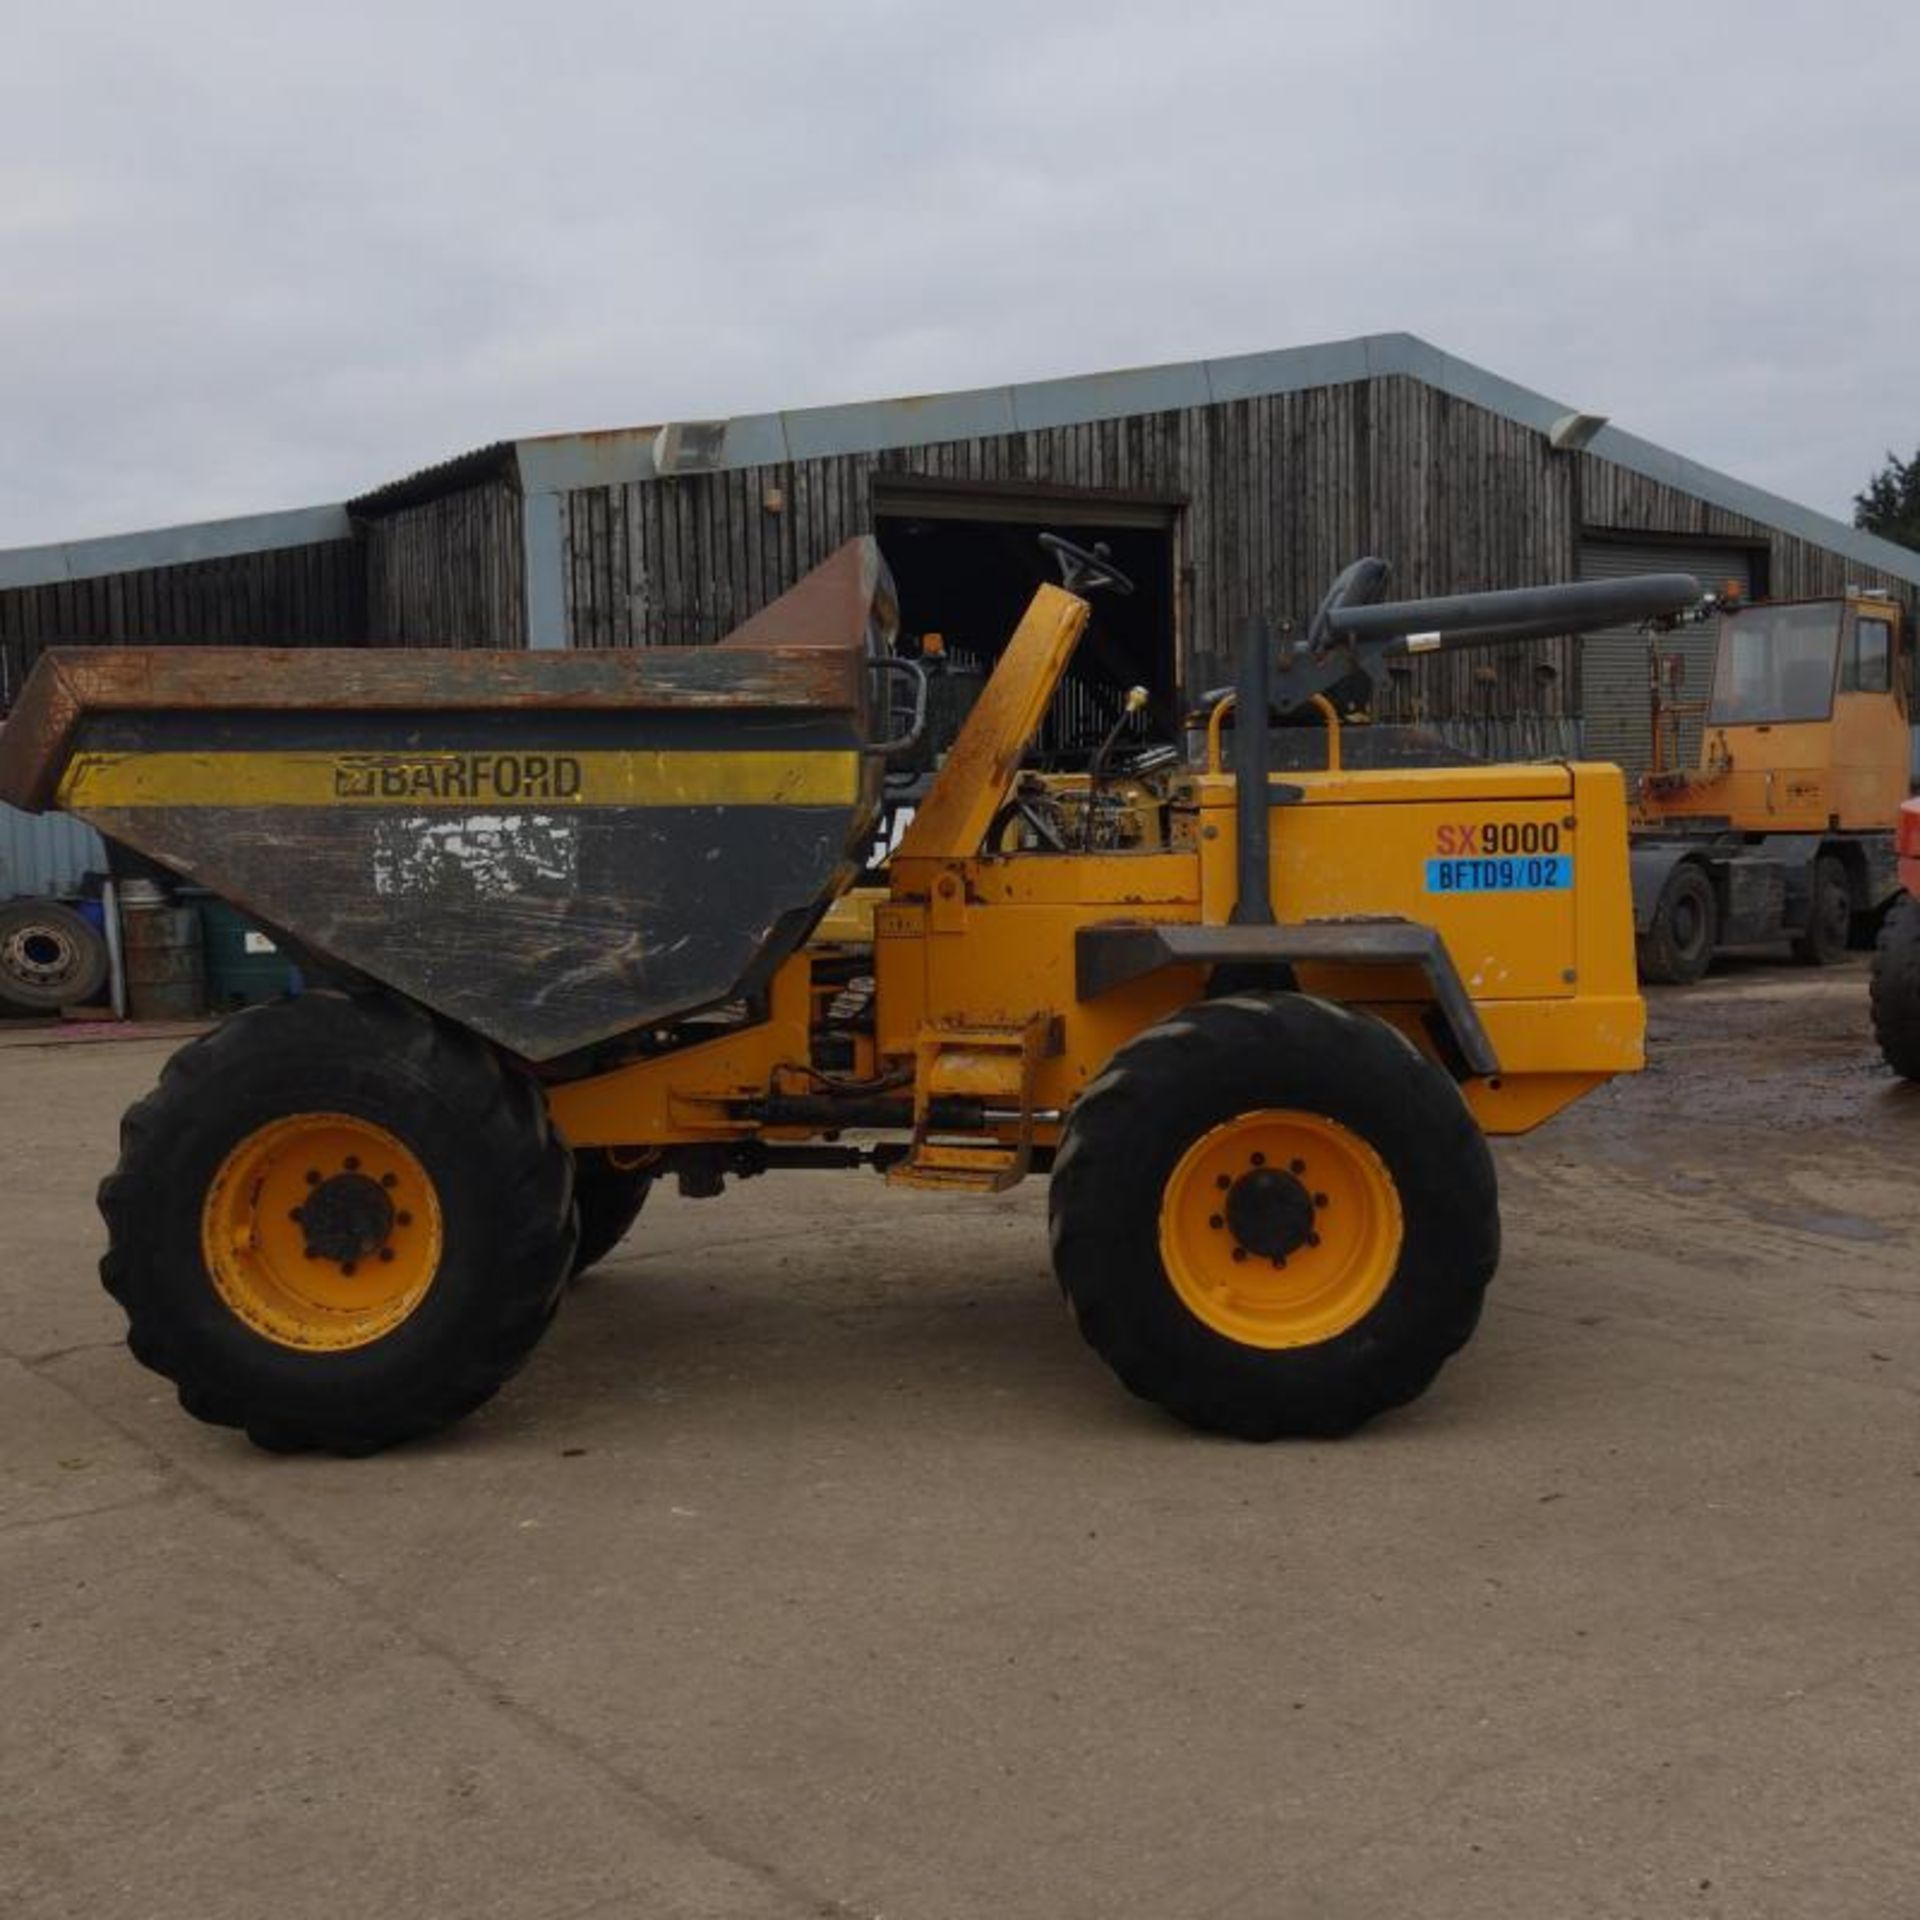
[0,538,892,815]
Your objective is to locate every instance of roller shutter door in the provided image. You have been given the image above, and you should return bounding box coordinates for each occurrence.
[1578,538,1757,777]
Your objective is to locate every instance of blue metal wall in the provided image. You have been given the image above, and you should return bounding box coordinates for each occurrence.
[0,802,107,899]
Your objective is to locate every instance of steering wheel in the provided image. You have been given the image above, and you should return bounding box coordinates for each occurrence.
[1039,531,1136,597]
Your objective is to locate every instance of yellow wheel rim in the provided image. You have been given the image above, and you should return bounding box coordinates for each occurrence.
[1159,1109,1403,1349]
[200,1112,445,1352]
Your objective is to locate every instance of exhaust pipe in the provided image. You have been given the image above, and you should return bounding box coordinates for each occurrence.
[1230,615,1276,928]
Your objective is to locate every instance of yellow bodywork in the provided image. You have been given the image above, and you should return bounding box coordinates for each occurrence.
[1637,594,1910,835]
[58,746,862,811]
[550,581,1645,1162]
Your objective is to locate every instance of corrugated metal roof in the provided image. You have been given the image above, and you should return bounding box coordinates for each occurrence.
[502,334,1920,588]
[344,441,519,516]
[4,332,1915,590]
[0,803,107,899]
[0,503,355,594]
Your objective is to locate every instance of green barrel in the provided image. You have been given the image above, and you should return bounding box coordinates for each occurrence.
[194,896,296,1008]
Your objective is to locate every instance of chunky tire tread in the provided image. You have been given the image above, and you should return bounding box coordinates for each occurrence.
[567,1150,655,1279]
[1050,993,1499,1440]
[1792,854,1852,967]
[1636,864,1716,986]
[97,992,576,1454]
[1871,894,1920,1081]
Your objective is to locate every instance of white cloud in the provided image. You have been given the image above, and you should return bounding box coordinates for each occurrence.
[2,0,1916,546]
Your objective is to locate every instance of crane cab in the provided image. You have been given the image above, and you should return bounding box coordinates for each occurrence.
[1630,591,1913,982]
[1639,592,1909,834]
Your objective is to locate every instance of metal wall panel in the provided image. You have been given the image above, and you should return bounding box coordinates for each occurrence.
[0,802,108,900]
[1578,538,1757,777]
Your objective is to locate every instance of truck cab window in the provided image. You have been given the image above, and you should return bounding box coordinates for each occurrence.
[1843,616,1893,694]
[1708,603,1841,724]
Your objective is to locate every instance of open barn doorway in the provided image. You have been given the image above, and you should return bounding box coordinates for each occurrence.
[873,479,1181,777]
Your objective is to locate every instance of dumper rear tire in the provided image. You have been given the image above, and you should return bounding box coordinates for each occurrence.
[1049,993,1498,1439]
[98,992,577,1453]
[568,1150,654,1279]
[1871,893,1920,1081]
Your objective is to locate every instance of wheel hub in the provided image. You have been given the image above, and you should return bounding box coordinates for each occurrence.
[4,925,75,987]
[1159,1109,1403,1349]
[294,1170,396,1268]
[201,1112,442,1350]
[1222,1166,1318,1263]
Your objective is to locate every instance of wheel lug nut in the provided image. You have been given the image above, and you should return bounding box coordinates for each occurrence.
[1250,1152,1266,1167]
[288,1207,304,1223]
[379,1247,395,1263]
[1272,1256,1286,1269]
[381,1172,398,1189]
[303,1246,319,1261]
[305,1170,321,1186]
[1215,1175,1231,1191]
[1307,1231,1321,1248]
[396,1211,412,1227]
[1313,1193,1328,1208]
[1290,1158,1306,1174]
[341,1260,357,1276]
[1209,1214,1224,1230]
[1231,1247,1247,1263]
[344,1156,361,1172]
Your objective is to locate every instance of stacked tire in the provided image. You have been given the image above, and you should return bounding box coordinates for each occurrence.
[0,898,109,1015]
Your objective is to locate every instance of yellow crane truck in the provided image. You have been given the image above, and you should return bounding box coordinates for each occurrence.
[0,538,1695,1453]
[1631,589,1911,982]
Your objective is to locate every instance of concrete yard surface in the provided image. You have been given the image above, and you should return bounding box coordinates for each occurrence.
[3,962,1918,1919]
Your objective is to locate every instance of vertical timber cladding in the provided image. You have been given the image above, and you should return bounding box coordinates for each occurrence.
[552,375,1585,736]
[0,540,367,699]
[359,479,527,648]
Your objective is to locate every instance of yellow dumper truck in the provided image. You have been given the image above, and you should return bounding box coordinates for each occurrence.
[0,537,1694,1452]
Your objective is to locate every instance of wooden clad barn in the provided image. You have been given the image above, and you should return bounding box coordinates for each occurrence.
[5,333,1918,781]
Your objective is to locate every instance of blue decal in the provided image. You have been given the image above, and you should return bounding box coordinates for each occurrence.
[1425,856,1573,894]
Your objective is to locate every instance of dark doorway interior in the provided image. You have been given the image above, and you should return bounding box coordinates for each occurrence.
[874,492,1179,767]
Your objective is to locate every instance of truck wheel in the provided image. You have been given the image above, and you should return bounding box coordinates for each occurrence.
[1870,894,1920,1081]
[569,1149,654,1279]
[97,992,577,1453]
[1792,855,1852,966]
[1636,864,1716,985]
[0,899,109,1012]
[1049,994,1498,1439]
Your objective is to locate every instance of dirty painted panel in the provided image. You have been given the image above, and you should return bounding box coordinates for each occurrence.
[13,542,895,1059]
[78,791,866,1060]
[0,802,107,900]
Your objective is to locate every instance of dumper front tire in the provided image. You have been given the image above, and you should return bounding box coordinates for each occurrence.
[1049,994,1498,1439]
[1871,893,1920,1081]
[568,1150,654,1279]
[98,992,577,1454]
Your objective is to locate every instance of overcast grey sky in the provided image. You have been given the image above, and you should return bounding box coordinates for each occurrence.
[3,0,1916,549]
